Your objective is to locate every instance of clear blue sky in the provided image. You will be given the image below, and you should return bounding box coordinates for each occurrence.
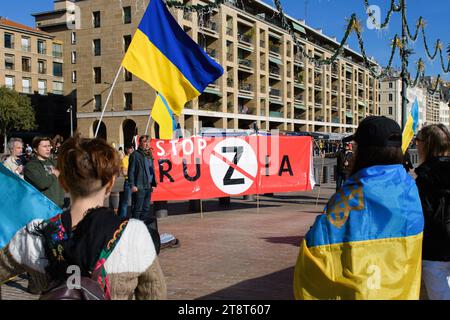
[2,0,449,80]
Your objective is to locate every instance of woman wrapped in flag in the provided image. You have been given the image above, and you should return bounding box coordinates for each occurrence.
[294,116,424,300]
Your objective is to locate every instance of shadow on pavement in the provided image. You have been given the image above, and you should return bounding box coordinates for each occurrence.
[260,236,304,247]
[166,201,280,216]
[196,267,295,300]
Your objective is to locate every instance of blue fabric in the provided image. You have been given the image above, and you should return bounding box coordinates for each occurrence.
[0,163,61,248]
[411,98,419,133]
[306,164,424,248]
[158,93,177,132]
[137,0,223,92]
[118,179,132,218]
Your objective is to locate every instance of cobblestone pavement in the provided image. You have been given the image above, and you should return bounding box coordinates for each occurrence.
[1,185,334,300]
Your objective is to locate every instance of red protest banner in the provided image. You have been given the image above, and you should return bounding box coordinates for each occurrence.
[151,135,313,201]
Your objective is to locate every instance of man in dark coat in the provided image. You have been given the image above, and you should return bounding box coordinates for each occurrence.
[128,135,160,253]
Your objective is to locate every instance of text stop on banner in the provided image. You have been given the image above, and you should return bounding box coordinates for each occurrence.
[151,136,314,201]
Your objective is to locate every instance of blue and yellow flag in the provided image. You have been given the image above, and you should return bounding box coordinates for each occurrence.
[294,165,424,300]
[0,163,61,248]
[402,97,419,153]
[121,0,224,139]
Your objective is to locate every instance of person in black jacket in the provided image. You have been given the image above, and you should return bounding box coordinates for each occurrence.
[414,124,450,300]
[128,135,160,253]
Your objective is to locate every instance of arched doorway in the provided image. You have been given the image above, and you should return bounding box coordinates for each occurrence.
[93,120,107,141]
[122,119,136,148]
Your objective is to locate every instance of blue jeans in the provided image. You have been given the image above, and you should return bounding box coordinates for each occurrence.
[131,188,160,254]
[118,180,132,218]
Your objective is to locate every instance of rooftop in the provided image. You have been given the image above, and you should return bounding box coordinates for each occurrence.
[0,16,52,37]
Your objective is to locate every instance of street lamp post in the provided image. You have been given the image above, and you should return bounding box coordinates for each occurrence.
[67,106,73,137]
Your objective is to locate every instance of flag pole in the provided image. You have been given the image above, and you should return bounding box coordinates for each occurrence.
[95,65,123,138]
[145,110,152,136]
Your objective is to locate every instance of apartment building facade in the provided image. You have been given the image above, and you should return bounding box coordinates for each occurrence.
[379,76,428,129]
[33,0,380,146]
[0,17,64,96]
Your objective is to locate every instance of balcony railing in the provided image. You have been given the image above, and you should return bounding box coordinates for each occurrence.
[200,21,218,32]
[227,79,234,87]
[239,83,252,92]
[269,111,283,118]
[22,45,31,52]
[238,34,252,45]
[269,67,280,76]
[270,88,281,97]
[238,58,252,68]
[22,87,32,94]
[269,44,280,55]
[38,48,47,55]
[38,68,47,74]
[294,95,304,102]
[22,65,31,72]
[53,51,63,58]
[227,53,233,61]
[183,11,192,21]
[226,27,233,36]
[332,117,340,123]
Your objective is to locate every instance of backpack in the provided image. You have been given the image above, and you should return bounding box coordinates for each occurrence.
[40,249,111,300]
[38,213,128,300]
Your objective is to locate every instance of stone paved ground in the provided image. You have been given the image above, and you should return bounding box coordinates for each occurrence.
[1,185,333,300]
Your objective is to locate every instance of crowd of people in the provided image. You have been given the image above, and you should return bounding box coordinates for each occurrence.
[0,117,449,300]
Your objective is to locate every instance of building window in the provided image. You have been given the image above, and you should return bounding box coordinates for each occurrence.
[5,54,15,70]
[93,39,101,56]
[53,81,63,95]
[4,33,14,49]
[124,92,133,110]
[94,94,102,111]
[124,35,132,52]
[38,80,47,95]
[72,71,77,83]
[22,78,31,94]
[71,51,77,64]
[71,32,77,44]
[53,62,63,77]
[5,76,15,90]
[124,69,132,81]
[389,82,393,89]
[388,106,393,115]
[21,37,31,52]
[52,43,63,58]
[123,6,131,24]
[37,39,46,54]
[22,57,31,72]
[94,67,102,83]
[93,11,101,28]
[389,93,393,102]
[38,60,47,74]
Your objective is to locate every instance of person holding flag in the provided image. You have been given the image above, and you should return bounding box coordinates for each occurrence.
[402,97,420,154]
[121,0,224,139]
[294,116,424,300]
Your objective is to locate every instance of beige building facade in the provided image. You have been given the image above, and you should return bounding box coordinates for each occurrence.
[0,17,64,96]
[33,0,380,146]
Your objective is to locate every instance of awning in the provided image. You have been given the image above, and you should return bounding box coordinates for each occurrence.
[357,101,366,107]
[269,56,282,65]
[292,22,306,34]
[345,111,353,118]
[269,99,284,106]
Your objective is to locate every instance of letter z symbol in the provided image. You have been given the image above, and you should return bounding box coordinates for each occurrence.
[222,146,245,186]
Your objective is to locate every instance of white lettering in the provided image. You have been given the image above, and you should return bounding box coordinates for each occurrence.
[156,140,165,156]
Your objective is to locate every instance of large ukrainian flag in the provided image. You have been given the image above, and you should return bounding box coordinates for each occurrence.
[294,165,424,300]
[121,0,224,139]
[402,98,419,153]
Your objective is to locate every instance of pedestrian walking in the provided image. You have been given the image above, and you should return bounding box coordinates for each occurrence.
[0,135,167,300]
[3,137,25,179]
[24,137,65,208]
[118,145,134,218]
[414,124,450,300]
[294,116,424,300]
[326,142,353,191]
[128,135,160,254]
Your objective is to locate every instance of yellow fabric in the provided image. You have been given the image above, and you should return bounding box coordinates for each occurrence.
[121,29,200,116]
[293,233,423,300]
[151,95,175,140]
[402,114,414,154]
[122,155,129,178]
